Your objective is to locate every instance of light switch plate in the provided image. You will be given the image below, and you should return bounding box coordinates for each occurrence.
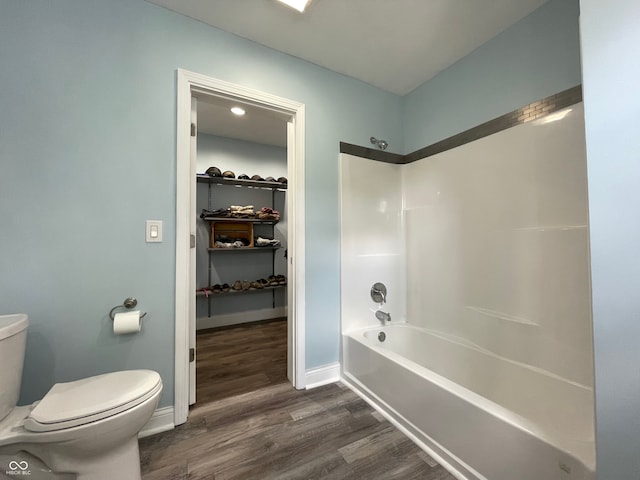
[146,220,163,243]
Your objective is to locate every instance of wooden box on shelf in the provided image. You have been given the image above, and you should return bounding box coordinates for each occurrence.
[210,221,254,248]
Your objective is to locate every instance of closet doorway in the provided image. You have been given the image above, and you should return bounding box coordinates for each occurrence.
[174,70,306,425]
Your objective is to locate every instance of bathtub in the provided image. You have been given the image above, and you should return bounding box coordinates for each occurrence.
[341,324,595,480]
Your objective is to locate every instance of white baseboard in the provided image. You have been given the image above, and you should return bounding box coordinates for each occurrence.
[196,307,288,330]
[139,406,175,439]
[305,362,341,389]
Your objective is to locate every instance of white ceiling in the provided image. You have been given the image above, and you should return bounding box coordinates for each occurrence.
[195,93,289,147]
[151,0,550,146]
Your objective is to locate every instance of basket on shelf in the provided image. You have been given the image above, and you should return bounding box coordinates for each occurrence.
[210,221,254,248]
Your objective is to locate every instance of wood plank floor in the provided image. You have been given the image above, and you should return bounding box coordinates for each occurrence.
[195,318,288,404]
[139,319,456,480]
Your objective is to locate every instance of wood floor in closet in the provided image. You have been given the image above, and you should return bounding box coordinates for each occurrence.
[139,318,456,480]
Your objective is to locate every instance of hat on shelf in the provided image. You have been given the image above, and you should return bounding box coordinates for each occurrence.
[222,170,236,178]
[205,166,222,177]
[238,174,250,180]
[251,174,264,181]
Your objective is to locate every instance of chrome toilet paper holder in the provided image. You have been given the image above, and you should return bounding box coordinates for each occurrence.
[109,297,148,321]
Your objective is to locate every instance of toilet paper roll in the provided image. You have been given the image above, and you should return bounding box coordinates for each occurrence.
[113,310,142,335]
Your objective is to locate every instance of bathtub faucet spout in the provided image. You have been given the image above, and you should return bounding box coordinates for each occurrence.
[375,310,391,324]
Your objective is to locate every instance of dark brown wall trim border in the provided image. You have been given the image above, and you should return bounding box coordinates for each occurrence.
[404,85,583,163]
[339,142,404,164]
[340,85,582,165]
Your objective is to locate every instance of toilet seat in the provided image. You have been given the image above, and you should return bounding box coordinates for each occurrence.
[23,370,162,433]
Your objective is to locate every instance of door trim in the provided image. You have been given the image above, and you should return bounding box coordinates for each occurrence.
[174,69,306,425]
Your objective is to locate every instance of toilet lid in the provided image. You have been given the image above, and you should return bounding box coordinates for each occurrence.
[24,370,162,433]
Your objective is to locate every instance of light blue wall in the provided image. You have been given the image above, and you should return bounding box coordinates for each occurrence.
[580,1,640,478]
[0,0,585,417]
[0,0,403,407]
[403,0,582,153]
[196,135,287,178]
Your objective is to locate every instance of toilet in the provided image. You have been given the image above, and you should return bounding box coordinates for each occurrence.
[0,314,163,480]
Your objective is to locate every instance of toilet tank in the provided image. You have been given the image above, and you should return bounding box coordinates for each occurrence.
[0,314,29,421]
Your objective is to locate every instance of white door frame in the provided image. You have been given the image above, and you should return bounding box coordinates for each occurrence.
[174,68,306,425]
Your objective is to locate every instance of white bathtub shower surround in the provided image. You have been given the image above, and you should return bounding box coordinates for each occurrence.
[403,104,592,388]
[343,325,594,480]
[339,155,405,332]
[339,102,594,479]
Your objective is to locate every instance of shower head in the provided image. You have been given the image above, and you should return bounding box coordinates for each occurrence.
[370,137,388,150]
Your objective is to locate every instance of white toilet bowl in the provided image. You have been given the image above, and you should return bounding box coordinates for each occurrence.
[0,314,163,480]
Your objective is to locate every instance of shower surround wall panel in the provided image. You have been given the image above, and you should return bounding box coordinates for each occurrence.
[339,154,404,333]
[340,103,594,479]
[403,103,592,389]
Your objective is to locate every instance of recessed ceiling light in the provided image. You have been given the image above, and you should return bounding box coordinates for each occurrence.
[230,106,246,116]
[277,0,311,13]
